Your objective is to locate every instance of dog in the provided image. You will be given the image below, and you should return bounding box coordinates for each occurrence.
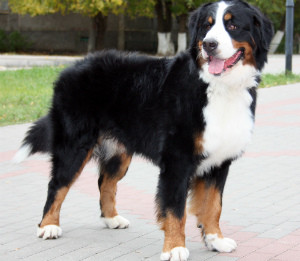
[14,1,273,260]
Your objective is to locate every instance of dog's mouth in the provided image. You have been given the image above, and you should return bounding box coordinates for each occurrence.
[208,48,244,76]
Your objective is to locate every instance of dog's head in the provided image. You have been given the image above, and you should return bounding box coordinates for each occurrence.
[189,0,273,77]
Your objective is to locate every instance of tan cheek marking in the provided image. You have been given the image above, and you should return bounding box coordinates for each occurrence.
[189,180,223,238]
[159,211,187,252]
[232,40,256,67]
[197,41,208,67]
[194,132,204,155]
[40,149,93,227]
[224,13,232,21]
[100,153,132,218]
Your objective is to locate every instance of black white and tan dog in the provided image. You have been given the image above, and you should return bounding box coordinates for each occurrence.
[14,1,273,260]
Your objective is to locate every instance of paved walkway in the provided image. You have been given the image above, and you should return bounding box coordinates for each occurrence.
[0,54,300,74]
[1,81,300,260]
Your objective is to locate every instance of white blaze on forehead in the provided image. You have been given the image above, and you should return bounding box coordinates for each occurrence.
[203,1,236,59]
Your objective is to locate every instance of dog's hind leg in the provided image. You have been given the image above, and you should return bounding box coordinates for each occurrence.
[37,146,94,240]
[189,162,237,253]
[98,153,132,229]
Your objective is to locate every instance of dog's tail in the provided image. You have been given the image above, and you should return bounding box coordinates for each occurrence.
[13,115,52,163]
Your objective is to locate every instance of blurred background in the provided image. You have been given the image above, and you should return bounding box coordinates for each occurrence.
[0,0,299,56]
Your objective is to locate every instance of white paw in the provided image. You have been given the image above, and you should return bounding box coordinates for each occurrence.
[102,215,130,229]
[205,233,237,252]
[160,247,189,261]
[37,225,62,240]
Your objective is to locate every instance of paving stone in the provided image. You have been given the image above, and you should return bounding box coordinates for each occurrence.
[1,80,300,260]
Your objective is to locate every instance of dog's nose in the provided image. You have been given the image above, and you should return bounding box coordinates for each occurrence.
[203,39,218,54]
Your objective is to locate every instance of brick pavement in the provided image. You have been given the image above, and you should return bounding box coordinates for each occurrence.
[1,83,300,260]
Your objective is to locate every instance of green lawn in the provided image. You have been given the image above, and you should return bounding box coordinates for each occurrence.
[1,66,300,126]
[260,73,300,88]
[0,66,64,126]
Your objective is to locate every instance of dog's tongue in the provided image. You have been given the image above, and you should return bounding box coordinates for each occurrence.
[208,57,225,75]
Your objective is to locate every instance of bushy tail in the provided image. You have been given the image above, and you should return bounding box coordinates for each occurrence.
[13,115,52,163]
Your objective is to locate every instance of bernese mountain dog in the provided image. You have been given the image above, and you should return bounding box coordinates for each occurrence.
[14,0,273,260]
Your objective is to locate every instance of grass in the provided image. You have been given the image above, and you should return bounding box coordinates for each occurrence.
[260,73,300,88]
[0,67,300,126]
[0,66,64,126]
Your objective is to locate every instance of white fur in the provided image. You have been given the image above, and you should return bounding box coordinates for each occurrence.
[197,63,258,175]
[160,247,189,261]
[102,215,130,229]
[205,233,237,252]
[96,138,126,161]
[12,144,32,163]
[203,2,234,60]
[37,225,62,240]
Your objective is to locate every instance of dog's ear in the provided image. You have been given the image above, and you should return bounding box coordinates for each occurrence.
[188,9,199,46]
[250,5,274,52]
[188,3,212,59]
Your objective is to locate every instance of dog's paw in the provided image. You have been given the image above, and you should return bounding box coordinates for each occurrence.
[102,215,130,229]
[205,234,237,252]
[37,225,62,240]
[160,247,189,261]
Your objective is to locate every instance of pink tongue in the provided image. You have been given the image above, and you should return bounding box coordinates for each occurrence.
[208,57,225,75]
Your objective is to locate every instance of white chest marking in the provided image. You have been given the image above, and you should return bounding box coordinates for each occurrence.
[197,81,255,175]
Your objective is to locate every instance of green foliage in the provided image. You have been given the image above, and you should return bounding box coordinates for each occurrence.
[0,30,8,51]
[9,0,126,17]
[8,0,70,16]
[125,0,156,18]
[69,0,124,17]
[172,0,216,16]
[0,30,31,52]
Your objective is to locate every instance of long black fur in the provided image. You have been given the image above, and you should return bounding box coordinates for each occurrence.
[19,0,273,243]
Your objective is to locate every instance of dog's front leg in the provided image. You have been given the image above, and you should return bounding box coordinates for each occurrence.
[156,155,194,261]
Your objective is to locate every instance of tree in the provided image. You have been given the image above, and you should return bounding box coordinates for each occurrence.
[155,0,174,55]
[8,0,125,52]
[69,0,124,51]
[172,0,206,53]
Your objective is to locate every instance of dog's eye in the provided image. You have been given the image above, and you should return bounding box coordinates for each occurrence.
[206,25,211,30]
[227,23,237,31]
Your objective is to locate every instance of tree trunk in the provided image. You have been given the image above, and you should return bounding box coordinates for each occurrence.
[118,13,125,51]
[177,14,188,53]
[155,0,174,56]
[269,16,285,54]
[88,12,107,53]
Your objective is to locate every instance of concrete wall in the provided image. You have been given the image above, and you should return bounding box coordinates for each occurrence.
[0,11,165,54]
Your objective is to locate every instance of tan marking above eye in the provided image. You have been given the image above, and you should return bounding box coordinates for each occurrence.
[224,13,232,21]
[208,16,213,24]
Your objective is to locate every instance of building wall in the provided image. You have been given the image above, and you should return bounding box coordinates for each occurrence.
[0,10,170,54]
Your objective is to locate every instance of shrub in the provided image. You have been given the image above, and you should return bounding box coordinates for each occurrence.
[0,30,31,52]
[0,30,9,51]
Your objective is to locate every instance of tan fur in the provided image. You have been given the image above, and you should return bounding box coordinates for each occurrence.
[189,179,223,238]
[40,149,93,227]
[198,41,208,67]
[208,16,213,24]
[194,132,204,155]
[232,40,256,67]
[224,13,232,21]
[100,153,132,217]
[159,211,187,253]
